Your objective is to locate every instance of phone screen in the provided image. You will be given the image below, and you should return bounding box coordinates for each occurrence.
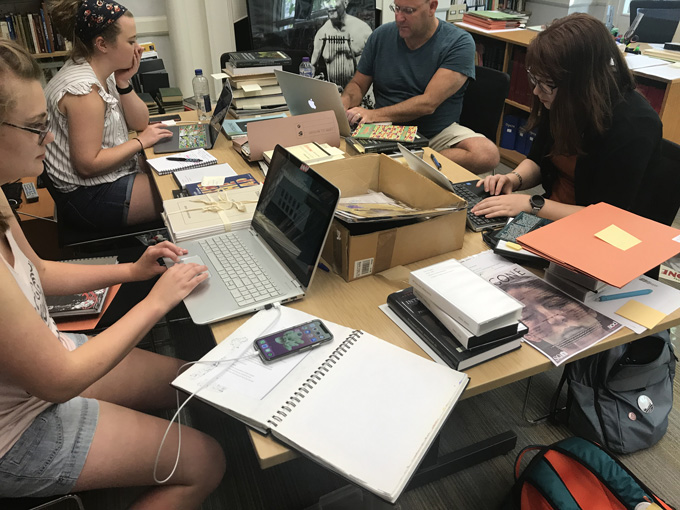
[254,320,333,363]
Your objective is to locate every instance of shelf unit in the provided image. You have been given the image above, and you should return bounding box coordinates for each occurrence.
[455,23,680,167]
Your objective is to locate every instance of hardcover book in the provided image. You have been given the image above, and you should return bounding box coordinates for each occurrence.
[386,288,524,370]
[228,50,291,68]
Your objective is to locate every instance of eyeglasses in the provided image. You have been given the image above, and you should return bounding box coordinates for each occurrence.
[2,121,50,145]
[526,69,557,95]
[389,2,426,15]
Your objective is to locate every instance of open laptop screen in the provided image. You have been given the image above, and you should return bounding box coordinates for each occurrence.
[252,145,339,288]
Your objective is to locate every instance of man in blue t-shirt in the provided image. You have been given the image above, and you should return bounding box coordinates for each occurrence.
[341,0,499,174]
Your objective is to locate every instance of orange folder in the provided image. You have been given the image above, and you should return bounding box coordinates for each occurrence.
[517,202,680,288]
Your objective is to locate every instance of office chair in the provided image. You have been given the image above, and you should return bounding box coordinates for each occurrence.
[636,138,680,226]
[459,65,511,141]
[40,168,165,257]
[629,1,680,43]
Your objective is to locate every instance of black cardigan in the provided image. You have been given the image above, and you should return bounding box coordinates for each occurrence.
[527,89,663,220]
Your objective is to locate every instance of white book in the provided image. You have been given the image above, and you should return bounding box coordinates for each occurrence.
[410,259,524,336]
[232,94,286,110]
[162,185,262,242]
[224,62,283,77]
[232,85,282,98]
[172,307,468,503]
[147,148,217,176]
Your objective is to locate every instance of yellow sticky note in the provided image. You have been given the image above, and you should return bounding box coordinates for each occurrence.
[615,299,666,330]
[506,242,522,251]
[594,224,641,251]
[201,176,226,186]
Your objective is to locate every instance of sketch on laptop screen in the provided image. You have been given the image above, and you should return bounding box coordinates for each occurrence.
[252,151,338,288]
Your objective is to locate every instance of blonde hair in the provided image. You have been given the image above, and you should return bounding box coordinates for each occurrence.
[48,0,134,60]
[0,40,42,233]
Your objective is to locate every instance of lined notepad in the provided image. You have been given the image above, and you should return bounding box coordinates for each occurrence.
[147,148,218,175]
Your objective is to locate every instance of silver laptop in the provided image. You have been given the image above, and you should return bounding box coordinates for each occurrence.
[153,79,233,154]
[275,70,352,136]
[167,145,340,324]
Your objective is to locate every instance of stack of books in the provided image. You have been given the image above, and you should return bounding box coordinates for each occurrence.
[139,92,160,115]
[543,262,607,302]
[462,10,525,30]
[224,51,291,117]
[158,87,185,114]
[388,259,526,371]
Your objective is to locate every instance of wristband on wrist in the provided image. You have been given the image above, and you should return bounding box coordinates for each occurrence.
[510,170,523,191]
[135,138,144,152]
[116,82,134,95]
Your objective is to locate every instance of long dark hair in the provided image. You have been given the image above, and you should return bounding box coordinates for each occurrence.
[526,13,636,155]
[0,40,42,233]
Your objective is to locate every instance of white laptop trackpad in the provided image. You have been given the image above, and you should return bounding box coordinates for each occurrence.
[163,255,210,279]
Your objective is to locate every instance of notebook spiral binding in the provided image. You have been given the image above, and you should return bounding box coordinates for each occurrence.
[267,330,364,428]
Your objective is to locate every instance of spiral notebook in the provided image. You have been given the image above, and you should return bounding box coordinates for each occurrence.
[172,307,468,503]
[147,148,218,175]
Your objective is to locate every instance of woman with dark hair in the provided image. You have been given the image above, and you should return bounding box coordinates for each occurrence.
[0,39,225,509]
[471,13,662,221]
[44,0,171,230]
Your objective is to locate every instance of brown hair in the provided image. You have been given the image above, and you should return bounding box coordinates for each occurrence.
[525,13,635,155]
[48,0,133,61]
[0,40,42,232]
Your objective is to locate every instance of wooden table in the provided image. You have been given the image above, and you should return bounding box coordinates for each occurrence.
[147,113,680,471]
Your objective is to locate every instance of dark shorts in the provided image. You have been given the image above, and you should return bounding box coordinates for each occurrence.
[0,333,99,498]
[55,174,136,230]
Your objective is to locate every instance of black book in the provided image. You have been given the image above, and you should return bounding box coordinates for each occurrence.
[386,288,524,371]
[345,132,429,154]
[228,51,291,68]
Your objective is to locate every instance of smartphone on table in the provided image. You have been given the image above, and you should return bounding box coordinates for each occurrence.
[254,320,334,364]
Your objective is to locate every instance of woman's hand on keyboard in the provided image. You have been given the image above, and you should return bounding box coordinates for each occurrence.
[132,241,189,281]
[146,261,209,311]
[471,193,532,218]
[476,174,515,195]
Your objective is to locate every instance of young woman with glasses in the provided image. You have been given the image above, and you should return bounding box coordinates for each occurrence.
[0,39,225,510]
[471,13,662,221]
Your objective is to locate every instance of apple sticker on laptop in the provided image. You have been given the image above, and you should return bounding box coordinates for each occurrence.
[308,98,317,109]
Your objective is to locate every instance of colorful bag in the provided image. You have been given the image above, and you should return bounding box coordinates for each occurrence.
[501,436,675,510]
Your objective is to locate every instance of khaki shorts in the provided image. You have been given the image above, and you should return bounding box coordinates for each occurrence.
[428,122,484,152]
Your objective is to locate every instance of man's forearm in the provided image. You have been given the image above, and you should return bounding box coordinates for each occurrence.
[341,81,364,109]
[370,94,438,123]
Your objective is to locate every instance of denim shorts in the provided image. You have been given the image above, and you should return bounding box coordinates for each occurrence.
[0,333,99,498]
[57,173,136,230]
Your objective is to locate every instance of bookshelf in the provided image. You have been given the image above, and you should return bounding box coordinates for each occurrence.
[455,23,680,167]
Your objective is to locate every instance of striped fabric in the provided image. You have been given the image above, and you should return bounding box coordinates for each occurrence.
[44,59,139,192]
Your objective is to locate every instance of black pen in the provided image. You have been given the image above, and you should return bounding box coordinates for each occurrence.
[430,153,442,170]
[167,157,202,162]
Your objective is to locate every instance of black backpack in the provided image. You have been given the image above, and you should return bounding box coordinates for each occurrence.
[550,331,676,454]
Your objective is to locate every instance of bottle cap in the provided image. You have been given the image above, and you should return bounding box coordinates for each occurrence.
[302,57,310,62]
[195,69,203,75]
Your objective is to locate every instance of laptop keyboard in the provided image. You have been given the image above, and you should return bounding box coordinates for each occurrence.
[451,181,508,232]
[199,233,283,307]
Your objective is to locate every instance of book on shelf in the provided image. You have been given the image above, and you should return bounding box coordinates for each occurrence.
[162,184,263,242]
[263,143,345,166]
[410,258,524,336]
[227,50,291,68]
[351,124,418,142]
[224,62,284,77]
[46,256,118,318]
[184,173,260,196]
[232,94,287,110]
[384,288,524,371]
[413,288,524,350]
[172,306,468,503]
[172,163,238,189]
[344,132,429,154]
[147,148,217,176]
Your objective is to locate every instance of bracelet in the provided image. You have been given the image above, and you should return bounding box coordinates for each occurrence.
[510,170,523,191]
[116,82,134,95]
[135,138,144,152]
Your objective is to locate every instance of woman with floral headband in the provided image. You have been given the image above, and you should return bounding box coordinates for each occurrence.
[44,0,172,230]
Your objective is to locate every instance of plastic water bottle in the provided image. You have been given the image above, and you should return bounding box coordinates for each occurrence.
[299,57,314,78]
[192,69,211,122]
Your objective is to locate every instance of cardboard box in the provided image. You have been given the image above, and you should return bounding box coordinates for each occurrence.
[314,153,467,281]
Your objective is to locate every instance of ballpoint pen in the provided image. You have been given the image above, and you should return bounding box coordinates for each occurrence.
[598,288,653,302]
[430,153,442,170]
[167,157,202,162]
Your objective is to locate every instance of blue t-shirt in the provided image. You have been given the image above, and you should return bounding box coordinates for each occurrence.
[357,21,475,139]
